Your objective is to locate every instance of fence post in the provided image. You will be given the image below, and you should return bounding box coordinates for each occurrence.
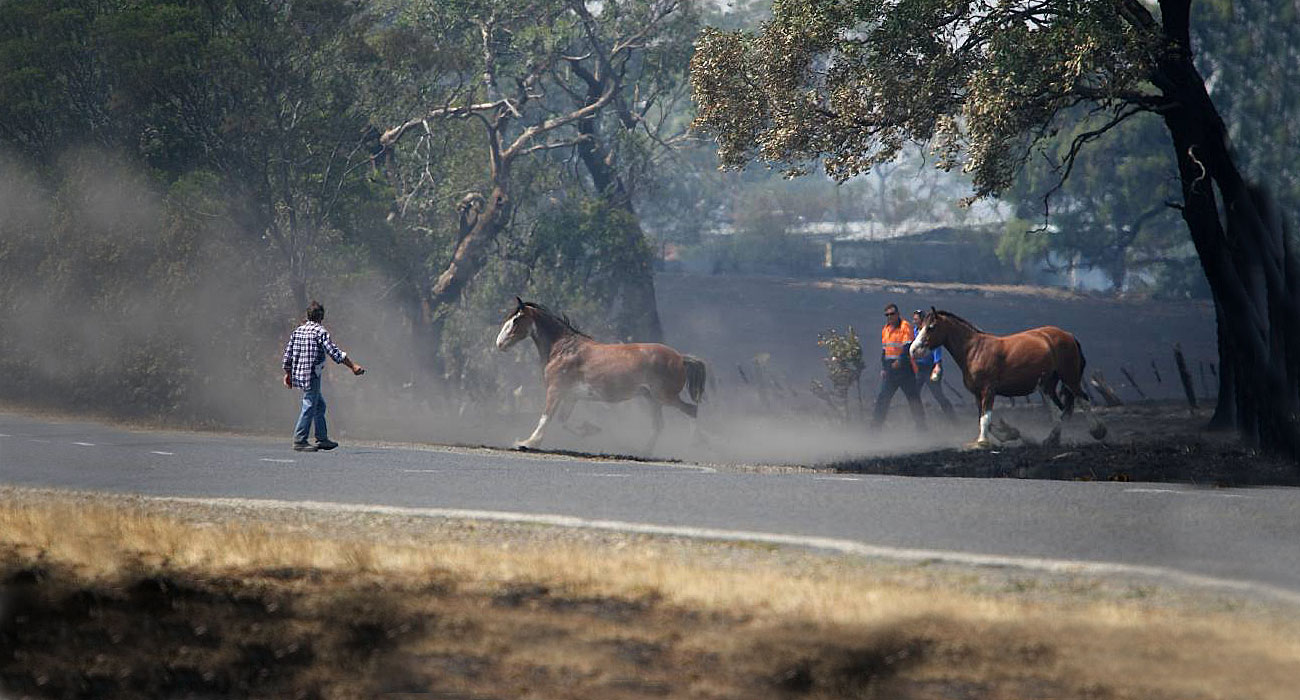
[1088,371,1124,407]
[1120,366,1147,400]
[1173,343,1197,411]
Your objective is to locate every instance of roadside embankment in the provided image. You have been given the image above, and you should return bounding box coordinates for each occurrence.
[2,487,1297,699]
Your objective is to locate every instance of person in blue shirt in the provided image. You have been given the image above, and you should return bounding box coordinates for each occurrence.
[912,309,956,422]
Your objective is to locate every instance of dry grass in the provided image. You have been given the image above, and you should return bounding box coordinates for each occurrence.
[2,494,1299,699]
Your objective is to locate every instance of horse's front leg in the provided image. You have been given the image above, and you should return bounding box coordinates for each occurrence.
[971,389,996,449]
[517,385,565,449]
[557,397,602,438]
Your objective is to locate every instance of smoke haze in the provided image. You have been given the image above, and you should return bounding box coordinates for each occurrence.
[0,154,1217,465]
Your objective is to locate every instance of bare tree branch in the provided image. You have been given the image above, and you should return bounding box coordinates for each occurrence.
[516,135,592,156]
[379,100,516,149]
[1037,103,1145,227]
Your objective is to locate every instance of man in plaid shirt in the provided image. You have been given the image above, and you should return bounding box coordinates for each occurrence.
[282,301,365,451]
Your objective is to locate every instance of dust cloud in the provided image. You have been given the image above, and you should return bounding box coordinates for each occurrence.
[0,152,1217,466]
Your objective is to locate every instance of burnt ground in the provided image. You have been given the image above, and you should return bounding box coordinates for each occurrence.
[654,273,1218,407]
[822,402,1300,487]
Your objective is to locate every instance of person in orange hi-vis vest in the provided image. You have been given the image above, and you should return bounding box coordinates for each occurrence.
[871,303,927,430]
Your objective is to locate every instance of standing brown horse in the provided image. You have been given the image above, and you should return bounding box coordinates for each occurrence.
[495,298,706,452]
[909,308,1105,448]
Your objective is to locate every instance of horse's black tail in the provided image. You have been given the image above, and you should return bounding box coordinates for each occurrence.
[1074,338,1093,402]
[683,355,707,404]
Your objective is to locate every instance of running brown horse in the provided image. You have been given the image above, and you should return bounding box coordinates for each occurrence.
[909,308,1105,448]
[495,298,706,452]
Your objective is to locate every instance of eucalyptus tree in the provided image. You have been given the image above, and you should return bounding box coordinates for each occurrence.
[0,0,385,420]
[1000,111,1188,292]
[0,0,383,310]
[691,0,1300,458]
[377,0,694,343]
[98,0,379,310]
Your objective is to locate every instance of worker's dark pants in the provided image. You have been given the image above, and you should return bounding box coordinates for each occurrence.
[915,362,956,420]
[872,364,927,429]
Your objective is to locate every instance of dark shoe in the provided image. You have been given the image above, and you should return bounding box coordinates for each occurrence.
[293,442,318,452]
[315,438,339,451]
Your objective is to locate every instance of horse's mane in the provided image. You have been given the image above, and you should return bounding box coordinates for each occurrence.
[524,302,591,339]
[935,310,983,334]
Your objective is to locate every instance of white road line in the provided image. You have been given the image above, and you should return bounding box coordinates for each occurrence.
[72,442,95,447]
[155,495,1300,607]
[402,469,442,474]
[590,473,630,478]
[150,451,175,456]
[260,458,296,464]
[27,439,50,443]
[814,476,864,482]
[1123,488,1256,500]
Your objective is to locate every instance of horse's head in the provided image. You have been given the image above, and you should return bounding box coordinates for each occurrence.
[909,306,944,359]
[495,297,534,351]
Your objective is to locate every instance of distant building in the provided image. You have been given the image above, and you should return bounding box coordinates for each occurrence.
[824,224,1018,284]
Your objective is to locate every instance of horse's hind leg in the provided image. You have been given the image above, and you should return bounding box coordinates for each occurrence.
[669,396,697,418]
[670,396,713,446]
[557,397,601,438]
[1041,374,1066,413]
[643,396,665,454]
[1038,376,1066,448]
[1080,392,1107,440]
[1060,375,1106,440]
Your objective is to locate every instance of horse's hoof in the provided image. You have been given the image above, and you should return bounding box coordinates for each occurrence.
[1041,426,1062,449]
[572,421,602,437]
[964,440,992,451]
[514,440,538,450]
[989,422,1020,443]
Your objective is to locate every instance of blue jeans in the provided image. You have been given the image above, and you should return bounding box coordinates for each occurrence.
[292,375,329,444]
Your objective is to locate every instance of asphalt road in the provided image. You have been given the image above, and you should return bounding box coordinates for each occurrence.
[2,412,1298,602]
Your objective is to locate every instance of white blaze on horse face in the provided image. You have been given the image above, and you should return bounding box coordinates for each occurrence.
[495,313,520,351]
[910,326,930,360]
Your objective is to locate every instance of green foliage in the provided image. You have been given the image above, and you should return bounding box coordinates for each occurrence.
[816,326,864,392]
[0,0,390,423]
[527,198,650,305]
[999,110,1189,291]
[1190,0,1300,238]
[691,0,1159,197]
[995,218,1050,273]
[811,325,864,420]
[0,0,112,155]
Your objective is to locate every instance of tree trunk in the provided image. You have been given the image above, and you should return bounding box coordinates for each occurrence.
[577,111,664,343]
[428,186,512,311]
[1207,299,1235,430]
[1153,0,1300,460]
[289,275,307,316]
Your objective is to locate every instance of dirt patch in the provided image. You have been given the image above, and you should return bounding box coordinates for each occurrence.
[828,437,1298,487]
[823,402,1299,487]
